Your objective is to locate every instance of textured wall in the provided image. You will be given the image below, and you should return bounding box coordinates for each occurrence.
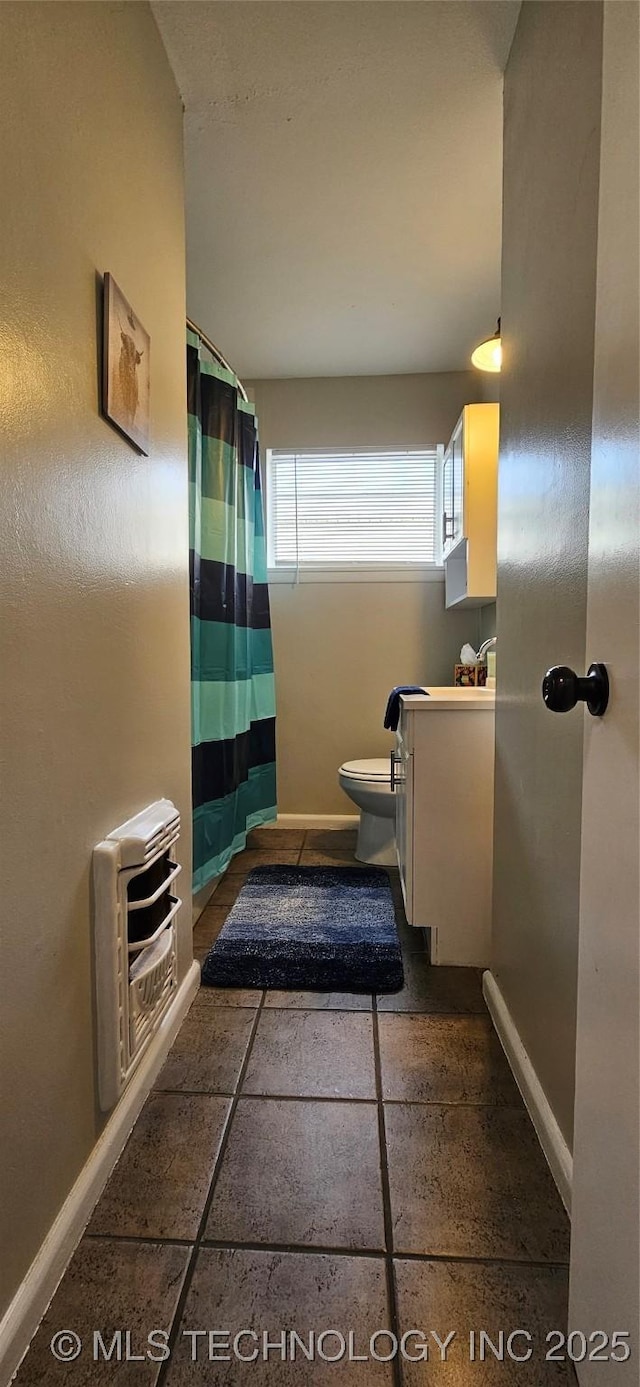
[247,372,483,813]
[492,0,603,1148]
[247,372,483,453]
[0,2,190,1316]
[478,602,497,646]
[269,578,480,813]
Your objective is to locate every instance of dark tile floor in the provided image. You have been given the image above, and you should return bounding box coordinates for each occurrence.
[15,829,573,1385]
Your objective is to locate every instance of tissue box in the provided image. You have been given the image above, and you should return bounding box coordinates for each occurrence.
[454,663,487,688]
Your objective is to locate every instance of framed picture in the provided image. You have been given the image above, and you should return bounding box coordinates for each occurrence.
[102,273,150,455]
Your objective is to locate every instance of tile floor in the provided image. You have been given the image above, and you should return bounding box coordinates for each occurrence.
[15,829,574,1385]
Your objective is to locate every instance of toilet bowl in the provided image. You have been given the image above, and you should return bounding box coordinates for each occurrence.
[338,758,396,866]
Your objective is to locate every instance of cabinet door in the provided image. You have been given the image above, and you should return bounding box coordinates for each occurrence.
[393,726,414,920]
[442,444,455,556]
[451,417,464,546]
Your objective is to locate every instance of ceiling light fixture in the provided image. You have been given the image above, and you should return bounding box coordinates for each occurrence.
[471,317,502,373]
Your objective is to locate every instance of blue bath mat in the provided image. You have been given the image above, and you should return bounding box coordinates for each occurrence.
[201,866,404,993]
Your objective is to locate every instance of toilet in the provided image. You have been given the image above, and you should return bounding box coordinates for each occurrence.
[338,758,396,866]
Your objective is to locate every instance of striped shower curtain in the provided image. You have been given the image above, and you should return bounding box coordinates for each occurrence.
[188,327,277,891]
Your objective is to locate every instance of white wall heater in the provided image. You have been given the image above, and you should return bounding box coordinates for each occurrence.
[93,800,181,1111]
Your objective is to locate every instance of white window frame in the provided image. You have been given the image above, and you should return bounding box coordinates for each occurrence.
[265,445,445,584]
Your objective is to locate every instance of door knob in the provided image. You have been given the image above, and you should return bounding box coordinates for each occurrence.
[542,663,609,717]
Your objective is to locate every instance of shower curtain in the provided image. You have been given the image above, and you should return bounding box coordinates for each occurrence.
[188,326,277,891]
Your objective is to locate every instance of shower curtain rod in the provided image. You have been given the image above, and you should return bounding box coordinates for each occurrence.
[186,316,249,402]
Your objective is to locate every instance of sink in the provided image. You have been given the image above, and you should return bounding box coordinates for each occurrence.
[401,685,495,710]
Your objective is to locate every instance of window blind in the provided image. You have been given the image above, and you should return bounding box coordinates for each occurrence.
[268,448,441,567]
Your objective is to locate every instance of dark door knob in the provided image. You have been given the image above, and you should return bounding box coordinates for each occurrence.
[542,663,609,717]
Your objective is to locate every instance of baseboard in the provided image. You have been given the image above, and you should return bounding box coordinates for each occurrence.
[1,961,200,1387]
[482,970,573,1215]
[265,814,359,830]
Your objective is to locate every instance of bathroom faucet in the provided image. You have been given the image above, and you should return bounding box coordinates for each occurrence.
[477,636,497,661]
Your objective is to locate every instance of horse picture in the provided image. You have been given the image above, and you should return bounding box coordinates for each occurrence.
[102,273,150,454]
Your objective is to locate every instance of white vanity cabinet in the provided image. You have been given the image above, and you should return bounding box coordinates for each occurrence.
[394,687,495,966]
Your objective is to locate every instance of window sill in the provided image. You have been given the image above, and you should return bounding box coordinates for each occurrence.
[267,565,445,585]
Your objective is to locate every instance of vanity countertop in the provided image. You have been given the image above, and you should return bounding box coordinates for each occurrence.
[400,686,495,711]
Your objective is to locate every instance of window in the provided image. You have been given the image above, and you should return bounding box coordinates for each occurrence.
[267,447,443,576]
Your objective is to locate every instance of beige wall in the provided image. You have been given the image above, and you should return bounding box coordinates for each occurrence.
[247,373,484,813]
[0,2,191,1319]
[492,0,603,1148]
[246,372,483,451]
[269,579,480,813]
[479,602,497,646]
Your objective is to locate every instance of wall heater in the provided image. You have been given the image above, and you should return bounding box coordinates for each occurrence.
[93,799,181,1111]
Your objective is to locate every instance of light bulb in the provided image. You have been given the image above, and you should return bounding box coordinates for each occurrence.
[471,321,502,373]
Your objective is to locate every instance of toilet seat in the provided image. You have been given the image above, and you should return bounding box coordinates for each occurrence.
[338,757,396,865]
[339,758,391,784]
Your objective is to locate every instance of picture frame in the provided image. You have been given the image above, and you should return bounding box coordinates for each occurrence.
[101,272,150,455]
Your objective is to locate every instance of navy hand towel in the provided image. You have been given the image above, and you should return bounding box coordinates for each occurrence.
[384,685,428,732]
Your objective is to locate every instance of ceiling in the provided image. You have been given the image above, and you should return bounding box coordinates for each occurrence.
[153,1,520,379]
